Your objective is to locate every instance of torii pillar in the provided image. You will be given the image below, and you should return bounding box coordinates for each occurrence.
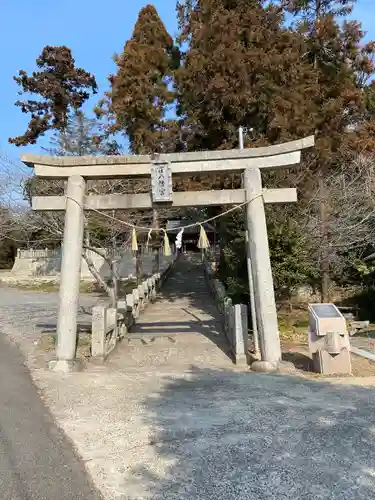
[245,168,281,370]
[49,175,86,372]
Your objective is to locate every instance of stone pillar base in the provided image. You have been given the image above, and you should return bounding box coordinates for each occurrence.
[251,360,297,374]
[89,355,105,365]
[251,360,279,373]
[48,359,83,373]
[234,354,249,368]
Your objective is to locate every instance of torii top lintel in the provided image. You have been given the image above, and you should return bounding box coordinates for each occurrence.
[21,135,314,179]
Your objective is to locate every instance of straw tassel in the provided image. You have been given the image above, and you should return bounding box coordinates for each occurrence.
[131,227,138,252]
[163,230,172,257]
[197,224,209,249]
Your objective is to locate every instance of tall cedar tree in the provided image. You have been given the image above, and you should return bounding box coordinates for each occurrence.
[175,0,320,303]
[280,0,375,159]
[9,46,97,146]
[280,0,375,300]
[96,6,180,273]
[176,0,318,151]
[98,5,180,155]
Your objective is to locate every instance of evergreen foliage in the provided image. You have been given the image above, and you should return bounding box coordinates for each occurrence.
[9,46,97,146]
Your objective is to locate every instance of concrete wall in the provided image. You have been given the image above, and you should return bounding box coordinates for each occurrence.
[11,248,173,281]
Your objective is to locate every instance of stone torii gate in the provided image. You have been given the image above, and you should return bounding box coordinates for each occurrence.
[22,135,314,372]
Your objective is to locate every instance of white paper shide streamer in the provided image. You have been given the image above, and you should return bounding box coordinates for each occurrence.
[175,228,184,250]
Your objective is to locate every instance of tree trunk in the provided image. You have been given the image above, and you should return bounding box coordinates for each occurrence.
[152,207,160,274]
[82,249,117,307]
[136,248,142,285]
[82,239,118,308]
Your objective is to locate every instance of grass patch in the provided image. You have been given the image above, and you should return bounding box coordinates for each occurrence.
[4,280,97,293]
[278,308,309,342]
[293,318,309,329]
[84,277,138,297]
[39,333,57,351]
[2,277,139,296]
[39,332,92,360]
[5,280,61,293]
[79,281,96,294]
[116,278,138,297]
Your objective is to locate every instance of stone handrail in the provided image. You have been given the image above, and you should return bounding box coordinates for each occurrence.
[91,254,177,361]
[203,255,249,366]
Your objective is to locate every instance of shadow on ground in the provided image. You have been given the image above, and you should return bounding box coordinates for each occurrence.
[125,367,375,500]
[282,351,313,371]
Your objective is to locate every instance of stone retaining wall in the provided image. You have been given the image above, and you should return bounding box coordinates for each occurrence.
[11,247,173,281]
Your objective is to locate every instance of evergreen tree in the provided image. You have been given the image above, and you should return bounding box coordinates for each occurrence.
[24,110,120,204]
[97,5,180,155]
[282,0,355,19]
[280,0,375,160]
[279,0,375,300]
[176,0,318,151]
[176,0,321,303]
[9,46,97,146]
[44,111,101,156]
[96,5,182,273]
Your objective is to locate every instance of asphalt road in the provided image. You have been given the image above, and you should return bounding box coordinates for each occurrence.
[0,333,102,500]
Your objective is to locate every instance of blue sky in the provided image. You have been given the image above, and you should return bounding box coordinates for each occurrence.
[0,0,178,161]
[0,0,374,164]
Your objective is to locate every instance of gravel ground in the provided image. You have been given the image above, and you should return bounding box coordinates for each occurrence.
[33,364,375,500]
[26,262,375,500]
[0,285,100,366]
[3,268,375,500]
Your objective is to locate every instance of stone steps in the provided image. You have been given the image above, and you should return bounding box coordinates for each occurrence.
[106,258,235,372]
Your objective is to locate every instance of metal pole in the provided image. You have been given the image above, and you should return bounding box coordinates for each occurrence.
[239,127,260,359]
[238,126,244,150]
